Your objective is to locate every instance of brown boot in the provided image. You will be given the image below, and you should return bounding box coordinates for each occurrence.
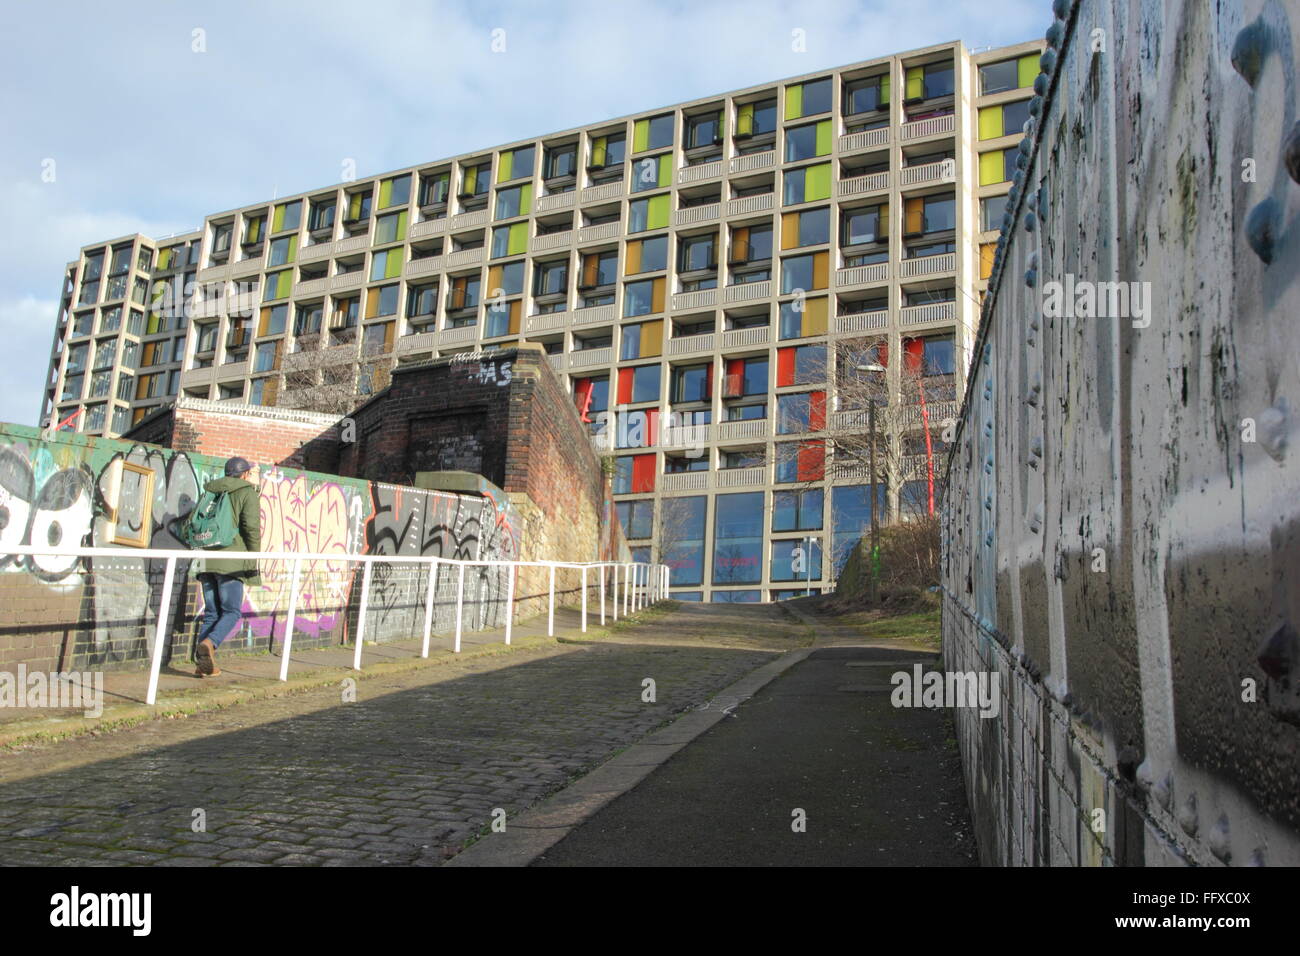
[195,638,218,676]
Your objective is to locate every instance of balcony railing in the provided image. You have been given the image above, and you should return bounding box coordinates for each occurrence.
[408,217,448,240]
[531,231,573,252]
[577,222,620,244]
[672,289,716,311]
[716,466,765,488]
[666,332,714,356]
[899,301,956,327]
[293,277,329,297]
[395,330,439,353]
[839,127,891,153]
[716,418,770,441]
[404,255,444,278]
[336,234,371,255]
[899,252,955,278]
[297,240,334,264]
[449,209,490,230]
[835,262,889,287]
[838,172,890,197]
[535,191,576,212]
[900,113,956,141]
[678,161,723,184]
[721,325,770,348]
[729,151,776,174]
[674,203,720,227]
[900,400,960,427]
[661,471,710,491]
[548,353,567,371]
[572,303,615,326]
[444,247,485,268]
[568,346,612,368]
[525,311,568,333]
[660,422,711,448]
[722,280,771,303]
[581,181,624,204]
[440,325,478,345]
[328,272,365,292]
[900,161,951,186]
[833,309,888,333]
[726,193,775,217]
[231,257,263,278]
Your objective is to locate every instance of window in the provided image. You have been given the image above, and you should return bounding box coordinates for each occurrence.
[268,236,298,267]
[121,340,139,368]
[785,77,832,119]
[776,344,825,386]
[685,111,722,148]
[979,147,1019,186]
[379,174,411,209]
[832,485,886,572]
[533,260,568,296]
[781,252,829,294]
[448,274,481,311]
[785,121,832,162]
[108,246,131,276]
[99,306,122,333]
[631,153,672,193]
[726,402,766,421]
[617,500,655,540]
[782,207,830,249]
[736,98,777,137]
[777,391,826,434]
[612,454,655,494]
[366,284,400,318]
[370,248,404,281]
[272,201,302,233]
[981,194,1009,232]
[249,377,276,406]
[495,183,533,220]
[309,199,336,232]
[573,376,610,425]
[497,146,535,183]
[588,131,626,169]
[362,322,394,354]
[773,488,824,531]
[345,190,373,222]
[845,75,889,115]
[721,356,768,397]
[978,99,1032,140]
[619,320,664,360]
[729,224,773,268]
[490,223,528,259]
[262,270,292,301]
[783,163,832,206]
[906,61,954,100]
[243,214,267,247]
[72,312,94,336]
[294,303,324,336]
[627,236,668,274]
[678,234,716,273]
[88,370,111,398]
[136,247,153,272]
[616,363,661,404]
[843,203,888,246]
[906,334,956,376]
[770,538,822,582]
[660,496,706,586]
[253,342,279,372]
[624,278,664,318]
[578,250,619,290]
[195,323,218,353]
[407,283,437,318]
[375,211,408,245]
[634,114,674,151]
[980,54,1038,95]
[211,223,232,255]
[420,171,451,207]
[460,162,490,198]
[487,261,524,297]
[713,492,764,585]
[628,195,670,233]
[723,449,763,470]
[672,363,711,403]
[257,303,288,336]
[903,195,956,235]
[218,382,245,401]
[544,144,577,180]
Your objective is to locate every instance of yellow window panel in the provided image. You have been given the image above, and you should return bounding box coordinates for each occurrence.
[905,66,924,101]
[625,241,643,274]
[737,103,753,136]
[641,319,663,357]
[801,297,828,336]
[979,150,1006,186]
[980,243,995,279]
[650,278,665,314]
[811,251,828,290]
[904,197,925,235]
[978,105,1003,141]
[781,212,799,250]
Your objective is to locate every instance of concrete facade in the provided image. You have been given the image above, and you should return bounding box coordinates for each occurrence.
[944,0,1300,865]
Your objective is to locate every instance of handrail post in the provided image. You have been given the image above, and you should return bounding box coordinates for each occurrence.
[504,562,516,645]
[353,559,373,670]
[599,563,606,625]
[454,562,466,653]
[581,565,588,633]
[279,556,302,681]
[547,565,556,637]
[611,563,619,621]
[145,555,177,706]
[420,557,439,658]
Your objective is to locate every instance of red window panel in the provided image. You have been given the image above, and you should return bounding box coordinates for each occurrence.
[776,347,796,387]
[631,453,656,493]
[704,361,713,398]
[616,367,635,404]
[644,408,660,446]
[724,358,745,398]
[903,337,924,374]
[796,440,825,481]
[809,390,826,431]
[574,378,594,422]
[876,342,889,368]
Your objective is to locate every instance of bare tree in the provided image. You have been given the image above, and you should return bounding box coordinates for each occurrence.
[276,326,394,415]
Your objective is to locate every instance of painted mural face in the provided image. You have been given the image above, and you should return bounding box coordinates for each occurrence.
[0,444,95,584]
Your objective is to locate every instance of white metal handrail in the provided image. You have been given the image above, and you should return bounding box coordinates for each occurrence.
[3,544,669,705]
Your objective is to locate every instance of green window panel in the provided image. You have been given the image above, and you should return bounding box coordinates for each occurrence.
[978,106,1003,140]
[737,103,753,136]
[268,235,298,267]
[815,119,832,156]
[1018,53,1039,88]
[370,248,405,281]
[906,66,924,101]
[804,163,831,202]
[784,84,802,121]
[264,270,292,300]
[506,222,527,256]
[591,136,608,167]
[979,150,1007,185]
[378,174,412,209]
[632,154,672,191]
[496,146,535,183]
[647,194,669,231]
[463,164,480,195]
[271,201,301,234]
[245,216,264,244]
[881,73,891,106]
[375,211,408,245]
[633,119,649,152]
[633,115,673,152]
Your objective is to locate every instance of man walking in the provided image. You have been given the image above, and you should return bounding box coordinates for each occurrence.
[191,457,261,677]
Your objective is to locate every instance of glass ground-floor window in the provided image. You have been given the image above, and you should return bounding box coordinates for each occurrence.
[710,590,762,603]
[713,491,763,585]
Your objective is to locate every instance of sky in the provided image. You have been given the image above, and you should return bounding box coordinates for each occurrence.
[0,0,1046,427]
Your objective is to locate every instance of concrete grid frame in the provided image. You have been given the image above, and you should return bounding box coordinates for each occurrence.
[39,38,1043,603]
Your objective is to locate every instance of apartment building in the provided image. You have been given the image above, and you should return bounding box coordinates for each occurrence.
[39,38,1042,602]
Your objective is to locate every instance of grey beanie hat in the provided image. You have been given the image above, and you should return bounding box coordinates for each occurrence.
[224,456,254,477]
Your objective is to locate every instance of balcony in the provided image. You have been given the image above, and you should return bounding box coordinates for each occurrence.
[444,247,485,268]
[297,240,334,264]
[568,346,612,369]
[900,400,960,427]
[835,262,889,288]
[833,309,888,334]
[328,272,365,292]
[831,409,869,431]
[716,466,764,488]
[722,280,771,304]
[839,127,891,154]
[721,325,770,349]
[899,252,955,279]
[729,151,776,174]
[532,231,573,253]
[666,333,714,357]
[661,471,710,491]
[899,301,956,328]
[336,234,371,255]
[581,182,624,204]
[524,311,568,333]
[661,421,711,448]
[395,330,439,354]
[440,325,478,345]
[572,303,616,326]
[577,222,620,244]
[674,203,720,227]
[231,256,263,279]
[726,193,775,217]
[548,353,567,372]
[197,263,232,282]
[408,217,449,240]
[404,255,444,278]
[716,418,771,441]
[678,161,723,185]
[671,289,716,311]
[838,171,890,197]
[900,113,956,141]
[294,276,329,297]
[449,208,490,230]
[900,161,951,187]
[535,191,576,212]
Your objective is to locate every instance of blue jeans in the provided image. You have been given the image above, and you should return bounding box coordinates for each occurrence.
[197,573,245,650]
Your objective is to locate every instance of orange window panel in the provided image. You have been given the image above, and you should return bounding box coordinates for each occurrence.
[631,454,656,493]
[776,347,796,387]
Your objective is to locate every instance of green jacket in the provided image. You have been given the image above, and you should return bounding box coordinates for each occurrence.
[189,476,262,586]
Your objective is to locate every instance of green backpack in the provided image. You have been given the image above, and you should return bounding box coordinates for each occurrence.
[182,490,239,550]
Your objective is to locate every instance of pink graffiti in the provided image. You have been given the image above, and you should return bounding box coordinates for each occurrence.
[243,474,355,640]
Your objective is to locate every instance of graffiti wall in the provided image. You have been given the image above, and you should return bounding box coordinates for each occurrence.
[944,0,1300,865]
[0,420,521,672]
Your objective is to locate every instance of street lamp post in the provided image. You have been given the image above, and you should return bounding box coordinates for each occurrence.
[857,362,886,605]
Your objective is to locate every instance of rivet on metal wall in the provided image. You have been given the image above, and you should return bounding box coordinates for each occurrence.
[1039,49,1057,75]
[1256,619,1297,680]
[1230,17,1270,88]
[1177,792,1198,837]
[1244,197,1280,264]
[1208,815,1231,863]
[1028,503,1043,533]
[1033,73,1050,97]
[1154,772,1173,812]
[1018,136,1033,156]
[1285,121,1300,183]
[1051,0,1070,20]
[1046,21,1064,49]
[1256,400,1289,462]
[1028,94,1044,117]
